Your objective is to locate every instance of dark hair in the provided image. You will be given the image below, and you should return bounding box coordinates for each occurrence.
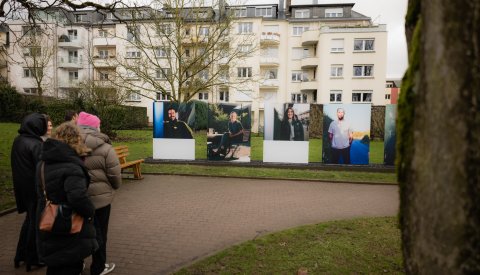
[167,107,177,112]
[283,107,295,121]
[65,110,78,121]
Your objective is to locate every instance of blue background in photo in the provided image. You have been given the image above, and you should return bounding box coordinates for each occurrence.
[153,102,164,138]
[350,140,369,165]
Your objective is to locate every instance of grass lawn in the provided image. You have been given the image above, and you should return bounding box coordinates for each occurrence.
[175,216,403,274]
[0,124,395,212]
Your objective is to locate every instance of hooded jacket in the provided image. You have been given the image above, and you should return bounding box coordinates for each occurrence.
[79,126,122,209]
[11,113,46,213]
[36,138,98,266]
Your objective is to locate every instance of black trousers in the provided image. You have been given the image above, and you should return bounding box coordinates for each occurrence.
[90,204,111,275]
[46,261,83,275]
[331,147,351,164]
[15,202,39,265]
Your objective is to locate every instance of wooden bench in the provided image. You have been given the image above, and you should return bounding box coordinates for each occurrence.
[113,145,145,180]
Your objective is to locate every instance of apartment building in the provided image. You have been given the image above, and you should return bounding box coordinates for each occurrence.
[0,24,9,81]
[6,1,387,132]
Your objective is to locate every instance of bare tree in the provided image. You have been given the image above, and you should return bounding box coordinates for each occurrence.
[398,0,480,273]
[12,22,55,99]
[92,0,256,104]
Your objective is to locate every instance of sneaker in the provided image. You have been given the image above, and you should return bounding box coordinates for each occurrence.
[99,263,115,275]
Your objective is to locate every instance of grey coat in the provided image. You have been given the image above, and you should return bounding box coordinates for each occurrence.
[79,126,122,209]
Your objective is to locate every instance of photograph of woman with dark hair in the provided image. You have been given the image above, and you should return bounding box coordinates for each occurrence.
[280,107,304,141]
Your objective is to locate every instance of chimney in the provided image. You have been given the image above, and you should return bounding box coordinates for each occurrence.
[286,0,291,16]
[278,0,285,19]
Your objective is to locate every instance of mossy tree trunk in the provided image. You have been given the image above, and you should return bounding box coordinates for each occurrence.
[398,0,480,273]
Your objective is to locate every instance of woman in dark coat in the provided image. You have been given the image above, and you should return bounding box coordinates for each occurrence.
[36,122,98,275]
[11,112,47,271]
[280,107,304,141]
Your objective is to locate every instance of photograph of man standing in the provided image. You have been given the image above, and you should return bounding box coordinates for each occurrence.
[164,107,193,139]
[328,108,353,164]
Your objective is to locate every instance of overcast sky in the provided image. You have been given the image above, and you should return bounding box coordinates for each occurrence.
[245,0,409,79]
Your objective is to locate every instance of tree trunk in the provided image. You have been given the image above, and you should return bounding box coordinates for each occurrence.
[398,0,480,273]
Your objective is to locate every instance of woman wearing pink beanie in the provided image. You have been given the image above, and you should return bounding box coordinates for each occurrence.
[77,112,121,275]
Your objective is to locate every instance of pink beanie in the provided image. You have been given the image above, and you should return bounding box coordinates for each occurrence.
[77,112,101,128]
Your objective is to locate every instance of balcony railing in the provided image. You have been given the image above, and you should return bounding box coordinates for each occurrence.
[260,79,279,88]
[300,80,318,91]
[260,32,280,44]
[301,30,319,46]
[260,56,280,66]
[58,56,83,68]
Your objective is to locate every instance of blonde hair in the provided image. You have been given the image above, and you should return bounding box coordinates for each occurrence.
[54,122,91,156]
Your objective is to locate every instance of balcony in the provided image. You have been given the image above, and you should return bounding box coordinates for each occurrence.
[301,30,319,46]
[260,79,279,89]
[92,56,117,67]
[58,79,81,88]
[260,56,279,66]
[301,56,318,69]
[92,37,117,46]
[260,32,280,45]
[58,35,83,48]
[58,56,83,69]
[217,57,229,65]
[300,80,318,91]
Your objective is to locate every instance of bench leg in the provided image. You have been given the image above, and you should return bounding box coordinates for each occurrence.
[133,164,143,180]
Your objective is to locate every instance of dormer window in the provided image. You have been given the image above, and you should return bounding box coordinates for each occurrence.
[325,8,343,18]
[295,9,310,19]
[233,8,247,17]
[255,7,272,17]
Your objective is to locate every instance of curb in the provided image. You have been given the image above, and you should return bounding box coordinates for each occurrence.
[144,158,396,173]
[0,207,17,217]
[141,172,397,186]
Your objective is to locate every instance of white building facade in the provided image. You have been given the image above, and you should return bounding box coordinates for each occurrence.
[6,1,387,132]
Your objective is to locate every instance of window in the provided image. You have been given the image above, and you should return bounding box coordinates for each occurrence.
[264,69,277,79]
[330,90,342,102]
[184,28,191,36]
[292,26,309,36]
[219,90,229,102]
[126,49,141,58]
[106,12,115,20]
[238,22,253,34]
[199,70,209,81]
[67,30,78,40]
[156,91,171,101]
[75,14,87,22]
[261,46,278,57]
[198,92,208,101]
[23,68,32,78]
[256,7,272,17]
[292,47,308,59]
[386,82,394,88]
[127,26,140,42]
[238,44,252,54]
[156,68,171,79]
[295,9,310,19]
[158,24,172,35]
[23,88,38,94]
[352,91,373,103]
[99,72,109,80]
[155,47,170,58]
[330,39,344,52]
[354,39,375,51]
[237,67,252,78]
[69,71,79,80]
[98,29,109,37]
[128,91,142,101]
[353,65,374,77]
[385,94,391,100]
[126,70,137,79]
[199,27,209,36]
[325,8,343,18]
[22,26,41,36]
[291,93,308,103]
[330,65,343,77]
[98,49,109,59]
[68,51,78,63]
[24,47,41,57]
[291,71,303,82]
[233,8,247,17]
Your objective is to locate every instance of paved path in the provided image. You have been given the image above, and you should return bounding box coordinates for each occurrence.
[0,175,398,275]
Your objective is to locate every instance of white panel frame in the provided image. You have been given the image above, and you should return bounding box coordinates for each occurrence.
[153,138,195,160]
[263,140,309,163]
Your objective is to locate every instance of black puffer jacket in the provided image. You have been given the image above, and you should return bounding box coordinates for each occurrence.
[36,139,98,266]
[11,113,46,213]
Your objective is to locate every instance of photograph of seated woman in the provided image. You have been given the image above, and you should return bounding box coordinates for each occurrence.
[212,111,244,155]
[280,107,304,141]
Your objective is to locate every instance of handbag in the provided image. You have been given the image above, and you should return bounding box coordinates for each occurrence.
[38,162,84,234]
